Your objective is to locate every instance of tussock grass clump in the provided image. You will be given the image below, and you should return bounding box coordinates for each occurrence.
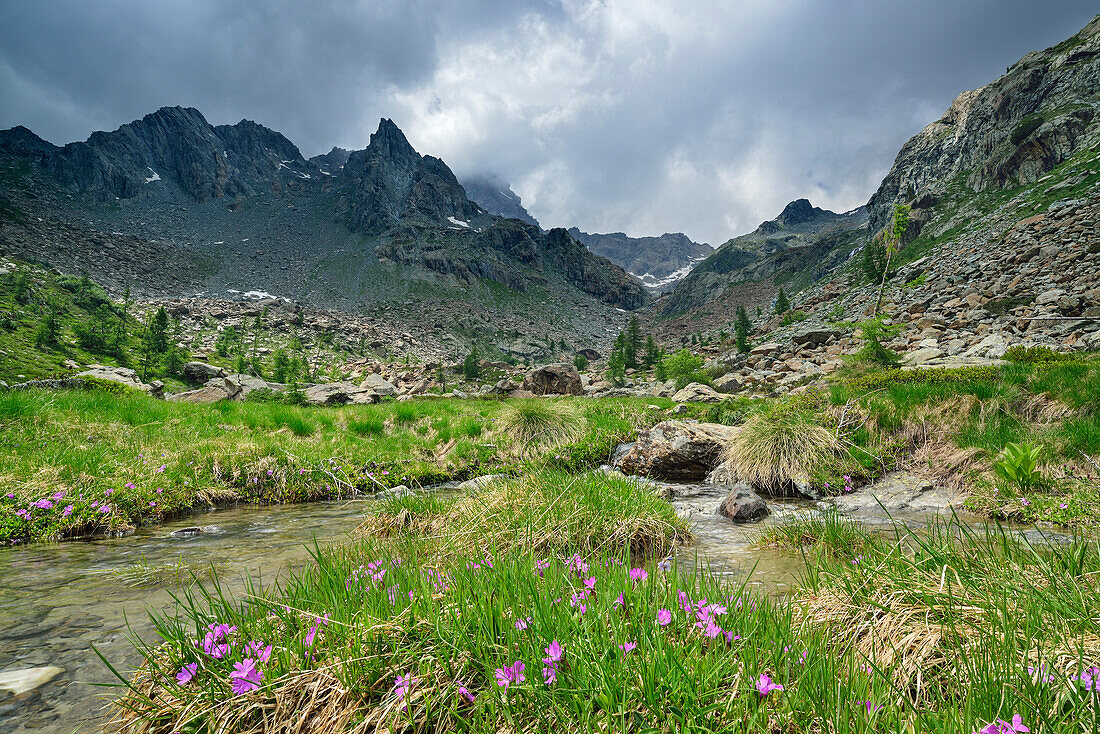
[358,470,688,560]
[722,406,841,494]
[497,399,583,454]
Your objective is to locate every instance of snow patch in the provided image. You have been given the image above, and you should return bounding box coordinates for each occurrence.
[447,216,470,228]
[144,168,161,183]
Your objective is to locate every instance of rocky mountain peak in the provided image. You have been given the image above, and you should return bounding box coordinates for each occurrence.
[0,125,58,159]
[461,174,540,227]
[775,198,821,227]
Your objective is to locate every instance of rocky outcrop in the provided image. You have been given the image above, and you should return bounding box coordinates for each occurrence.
[716,484,769,523]
[867,16,1100,235]
[302,382,379,406]
[182,361,227,385]
[671,382,725,403]
[615,421,738,481]
[522,364,583,396]
[832,472,959,513]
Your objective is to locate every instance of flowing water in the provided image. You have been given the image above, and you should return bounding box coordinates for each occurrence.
[0,481,1037,733]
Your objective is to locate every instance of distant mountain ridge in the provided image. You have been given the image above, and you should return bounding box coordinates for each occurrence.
[567,229,712,293]
[461,175,540,226]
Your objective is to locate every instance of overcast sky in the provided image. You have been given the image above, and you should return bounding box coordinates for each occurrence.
[1,1,1096,244]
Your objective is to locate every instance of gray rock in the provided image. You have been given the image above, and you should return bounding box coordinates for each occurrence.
[362,373,398,396]
[456,474,509,490]
[182,361,227,384]
[832,472,959,513]
[716,484,769,522]
[712,373,742,393]
[303,382,378,406]
[168,385,231,404]
[522,363,583,396]
[671,382,724,403]
[791,328,840,348]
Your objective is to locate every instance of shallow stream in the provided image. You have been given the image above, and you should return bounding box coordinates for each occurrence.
[0,481,1043,733]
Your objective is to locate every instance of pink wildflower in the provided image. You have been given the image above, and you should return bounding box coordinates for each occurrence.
[657,609,672,626]
[619,641,637,654]
[229,658,263,695]
[756,673,783,697]
[176,662,198,685]
[629,567,648,583]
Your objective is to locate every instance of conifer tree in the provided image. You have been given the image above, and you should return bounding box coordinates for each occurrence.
[735,305,751,354]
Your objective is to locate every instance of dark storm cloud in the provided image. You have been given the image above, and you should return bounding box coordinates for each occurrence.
[0,0,1096,243]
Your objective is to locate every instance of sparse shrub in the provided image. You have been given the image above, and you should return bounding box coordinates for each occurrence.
[573,353,588,371]
[11,272,31,304]
[1010,114,1043,146]
[1003,345,1076,364]
[993,441,1043,491]
[780,309,807,327]
[661,348,706,389]
[845,366,1000,392]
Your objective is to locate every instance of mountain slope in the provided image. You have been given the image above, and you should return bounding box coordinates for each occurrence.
[0,110,647,358]
[567,229,712,293]
[660,200,867,316]
[868,15,1100,237]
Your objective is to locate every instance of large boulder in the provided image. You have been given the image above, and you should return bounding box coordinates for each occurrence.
[522,364,583,396]
[168,385,231,404]
[615,420,739,481]
[303,382,379,406]
[716,483,769,523]
[671,382,724,403]
[362,373,398,397]
[75,365,163,398]
[182,361,227,385]
[791,328,841,348]
[832,472,959,513]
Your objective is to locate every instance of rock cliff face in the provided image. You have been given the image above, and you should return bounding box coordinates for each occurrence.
[567,229,712,293]
[340,119,483,235]
[38,106,311,202]
[868,15,1100,236]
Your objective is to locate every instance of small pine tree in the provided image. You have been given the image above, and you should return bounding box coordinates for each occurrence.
[33,306,61,348]
[606,349,626,386]
[774,288,789,315]
[735,305,751,354]
[462,348,481,381]
[643,335,660,369]
[573,353,588,371]
[271,349,290,383]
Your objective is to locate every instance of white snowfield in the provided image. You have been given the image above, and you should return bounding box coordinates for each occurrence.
[143,168,161,183]
[447,216,470,228]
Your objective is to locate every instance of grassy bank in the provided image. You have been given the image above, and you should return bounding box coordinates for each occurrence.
[0,390,675,542]
[107,507,1100,732]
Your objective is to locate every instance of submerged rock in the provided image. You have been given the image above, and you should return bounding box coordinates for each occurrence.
[716,484,769,523]
[0,666,63,696]
[832,472,959,513]
[615,420,738,481]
